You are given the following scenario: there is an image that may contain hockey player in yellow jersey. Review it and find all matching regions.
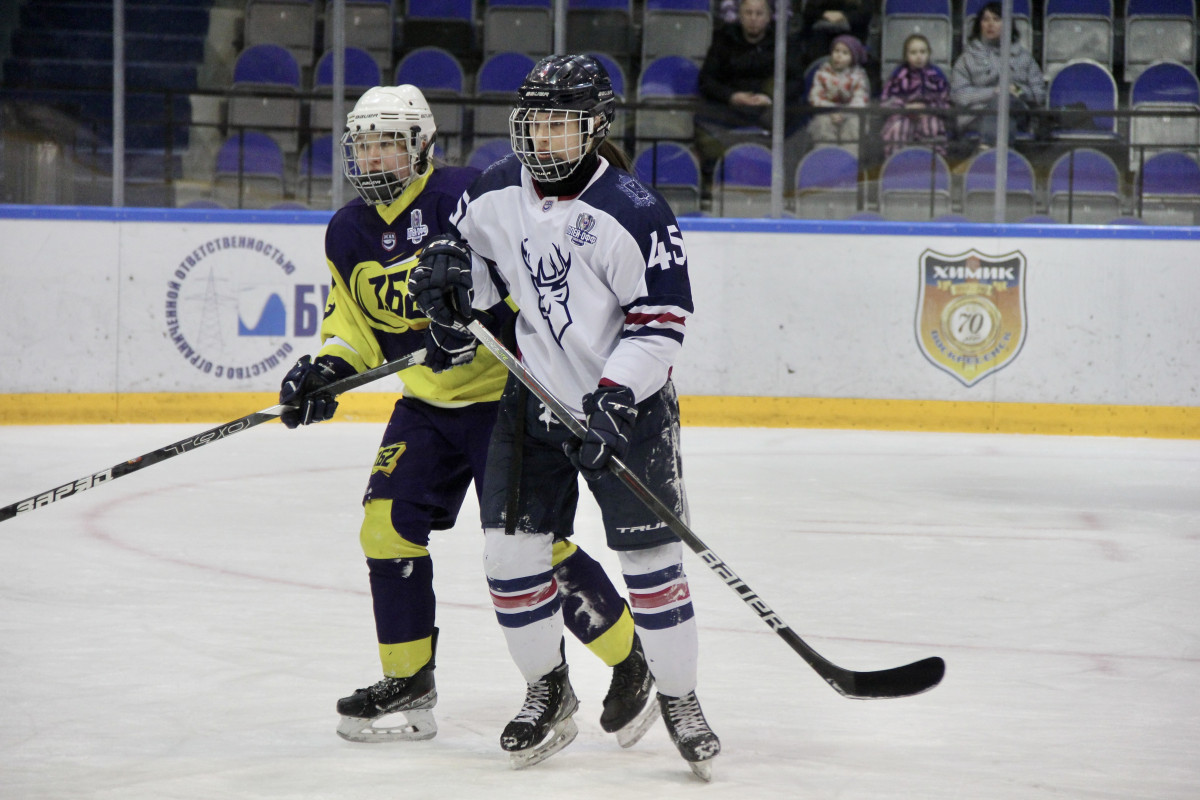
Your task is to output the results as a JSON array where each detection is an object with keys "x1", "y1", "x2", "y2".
[{"x1": 277, "y1": 85, "x2": 657, "y2": 746}]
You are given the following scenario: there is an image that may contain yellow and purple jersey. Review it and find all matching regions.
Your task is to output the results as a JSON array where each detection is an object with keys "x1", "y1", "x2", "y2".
[{"x1": 318, "y1": 165, "x2": 508, "y2": 406}]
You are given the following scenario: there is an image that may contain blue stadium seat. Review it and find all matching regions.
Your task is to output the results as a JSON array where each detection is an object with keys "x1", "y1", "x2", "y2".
[
  {"x1": 1124, "y1": 0, "x2": 1197, "y2": 83},
  {"x1": 962, "y1": 148, "x2": 1037, "y2": 221},
  {"x1": 395, "y1": 47, "x2": 467, "y2": 159},
  {"x1": 793, "y1": 146, "x2": 859, "y2": 219},
  {"x1": 1048, "y1": 59, "x2": 1119, "y2": 138},
  {"x1": 1138, "y1": 150, "x2": 1200, "y2": 223},
  {"x1": 405, "y1": 0, "x2": 477, "y2": 58},
  {"x1": 311, "y1": 47, "x2": 383, "y2": 134},
  {"x1": 213, "y1": 130, "x2": 286, "y2": 209},
  {"x1": 641, "y1": 0, "x2": 713, "y2": 66},
  {"x1": 1043, "y1": 0, "x2": 1114, "y2": 80},
  {"x1": 244, "y1": 0, "x2": 317, "y2": 68},
  {"x1": 483, "y1": 0, "x2": 553, "y2": 58},
  {"x1": 635, "y1": 142, "x2": 703, "y2": 215},
  {"x1": 1048, "y1": 147, "x2": 1122, "y2": 222},
  {"x1": 474, "y1": 52, "x2": 537, "y2": 139},
  {"x1": 567, "y1": 0, "x2": 635, "y2": 67},
  {"x1": 714, "y1": 142, "x2": 773, "y2": 217},
  {"x1": 879, "y1": 146, "x2": 951, "y2": 220},
  {"x1": 1129, "y1": 60, "x2": 1200, "y2": 166},
  {"x1": 324, "y1": 0, "x2": 395, "y2": 74},
  {"x1": 229, "y1": 43, "x2": 303, "y2": 152},
  {"x1": 635, "y1": 55, "x2": 701, "y2": 144}
]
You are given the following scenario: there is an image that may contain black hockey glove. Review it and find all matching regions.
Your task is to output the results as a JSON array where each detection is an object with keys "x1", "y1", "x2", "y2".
[
  {"x1": 564, "y1": 384, "x2": 638, "y2": 481},
  {"x1": 408, "y1": 236, "x2": 474, "y2": 327},
  {"x1": 278, "y1": 354, "x2": 355, "y2": 429},
  {"x1": 423, "y1": 319, "x2": 477, "y2": 373}
]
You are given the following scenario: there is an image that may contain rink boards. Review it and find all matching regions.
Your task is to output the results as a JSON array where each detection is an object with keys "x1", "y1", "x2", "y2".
[{"x1": 0, "y1": 206, "x2": 1196, "y2": 437}]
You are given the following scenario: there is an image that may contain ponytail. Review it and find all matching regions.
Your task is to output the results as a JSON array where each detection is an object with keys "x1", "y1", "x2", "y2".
[{"x1": 598, "y1": 138, "x2": 634, "y2": 173}]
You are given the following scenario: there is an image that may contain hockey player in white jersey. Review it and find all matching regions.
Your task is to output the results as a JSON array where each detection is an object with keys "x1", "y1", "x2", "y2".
[{"x1": 408, "y1": 54, "x2": 720, "y2": 780}]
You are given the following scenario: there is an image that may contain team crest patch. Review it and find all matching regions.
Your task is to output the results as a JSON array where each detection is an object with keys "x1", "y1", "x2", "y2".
[
  {"x1": 915, "y1": 249, "x2": 1028, "y2": 387},
  {"x1": 381, "y1": 232, "x2": 397, "y2": 251},
  {"x1": 566, "y1": 213, "x2": 598, "y2": 246},
  {"x1": 617, "y1": 174, "x2": 654, "y2": 207},
  {"x1": 407, "y1": 208, "x2": 429, "y2": 244}
]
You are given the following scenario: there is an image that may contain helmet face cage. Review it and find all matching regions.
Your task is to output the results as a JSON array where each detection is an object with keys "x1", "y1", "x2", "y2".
[
  {"x1": 341, "y1": 129, "x2": 417, "y2": 205},
  {"x1": 509, "y1": 108, "x2": 602, "y2": 183},
  {"x1": 509, "y1": 54, "x2": 615, "y2": 183},
  {"x1": 341, "y1": 86, "x2": 436, "y2": 205}
]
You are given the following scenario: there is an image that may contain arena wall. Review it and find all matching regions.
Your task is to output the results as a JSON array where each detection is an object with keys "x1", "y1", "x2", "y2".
[{"x1": 1, "y1": 206, "x2": 1196, "y2": 437}]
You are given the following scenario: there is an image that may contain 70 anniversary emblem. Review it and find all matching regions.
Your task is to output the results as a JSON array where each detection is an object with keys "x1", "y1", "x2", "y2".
[{"x1": 915, "y1": 249, "x2": 1028, "y2": 387}]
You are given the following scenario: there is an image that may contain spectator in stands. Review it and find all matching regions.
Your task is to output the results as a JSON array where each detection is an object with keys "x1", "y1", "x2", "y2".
[
  {"x1": 694, "y1": 0, "x2": 805, "y2": 191},
  {"x1": 951, "y1": 1, "x2": 1047, "y2": 147},
  {"x1": 806, "y1": 34, "x2": 870, "y2": 158},
  {"x1": 880, "y1": 34, "x2": 951, "y2": 158},
  {"x1": 796, "y1": 0, "x2": 873, "y2": 71}
]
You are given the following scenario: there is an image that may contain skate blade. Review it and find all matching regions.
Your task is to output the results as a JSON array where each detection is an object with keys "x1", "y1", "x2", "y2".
[
  {"x1": 688, "y1": 758, "x2": 714, "y2": 782},
  {"x1": 507, "y1": 718, "x2": 579, "y2": 770},
  {"x1": 614, "y1": 700, "x2": 661, "y2": 748},
  {"x1": 336, "y1": 709, "x2": 438, "y2": 743}
]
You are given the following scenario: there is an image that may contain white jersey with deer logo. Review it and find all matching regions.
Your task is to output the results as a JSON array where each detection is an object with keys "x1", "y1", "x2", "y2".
[{"x1": 451, "y1": 154, "x2": 693, "y2": 417}]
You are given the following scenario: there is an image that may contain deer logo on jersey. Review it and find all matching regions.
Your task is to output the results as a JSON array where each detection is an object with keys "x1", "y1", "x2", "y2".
[{"x1": 522, "y1": 239, "x2": 573, "y2": 345}]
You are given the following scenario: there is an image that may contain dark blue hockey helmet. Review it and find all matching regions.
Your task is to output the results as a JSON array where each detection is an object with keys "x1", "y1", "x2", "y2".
[{"x1": 510, "y1": 54, "x2": 617, "y2": 182}]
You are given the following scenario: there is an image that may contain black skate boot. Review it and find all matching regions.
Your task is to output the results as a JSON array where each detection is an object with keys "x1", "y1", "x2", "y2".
[
  {"x1": 658, "y1": 691, "x2": 721, "y2": 782},
  {"x1": 335, "y1": 631, "x2": 438, "y2": 742},
  {"x1": 600, "y1": 634, "x2": 659, "y2": 748},
  {"x1": 500, "y1": 662, "x2": 580, "y2": 769}
]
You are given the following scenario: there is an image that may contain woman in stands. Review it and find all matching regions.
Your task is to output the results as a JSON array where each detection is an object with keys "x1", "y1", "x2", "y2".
[{"x1": 951, "y1": 0, "x2": 1047, "y2": 147}]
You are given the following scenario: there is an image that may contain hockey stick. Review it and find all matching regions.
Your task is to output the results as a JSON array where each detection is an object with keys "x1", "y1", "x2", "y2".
[
  {"x1": 0, "y1": 349, "x2": 426, "y2": 523},
  {"x1": 466, "y1": 320, "x2": 944, "y2": 699}
]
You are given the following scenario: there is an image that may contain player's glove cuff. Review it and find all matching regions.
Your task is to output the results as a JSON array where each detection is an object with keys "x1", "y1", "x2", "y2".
[
  {"x1": 409, "y1": 236, "x2": 474, "y2": 327},
  {"x1": 278, "y1": 354, "x2": 356, "y2": 429},
  {"x1": 423, "y1": 320, "x2": 477, "y2": 374},
  {"x1": 564, "y1": 384, "x2": 638, "y2": 481}
]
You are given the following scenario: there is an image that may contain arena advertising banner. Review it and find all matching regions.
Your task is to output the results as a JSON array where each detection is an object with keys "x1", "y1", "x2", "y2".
[
  {"x1": 154, "y1": 229, "x2": 325, "y2": 386},
  {"x1": 120, "y1": 219, "x2": 331, "y2": 393},
  {"x1": 2, "y1": 212, "x2": 1199, "y2": 408}
]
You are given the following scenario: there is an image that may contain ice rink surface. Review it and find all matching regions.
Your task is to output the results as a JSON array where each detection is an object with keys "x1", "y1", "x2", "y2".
[{"x1": 2, "y1": 421, "x2": 1198, "y2": 799}]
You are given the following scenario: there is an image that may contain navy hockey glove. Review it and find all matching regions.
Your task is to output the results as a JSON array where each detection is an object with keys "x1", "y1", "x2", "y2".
[
  {"x1": 564, "y1": 384, "x2": 638, "y2": 481},
  {"x1": 408, "y1": 236, "x2": 474, "y2": 327},
  {"x1": 423, "y1": 319, "x2": 477, "y2": 373},
  {"x1": 278, "y1": 354, "x2": 355, "y2": 429}
]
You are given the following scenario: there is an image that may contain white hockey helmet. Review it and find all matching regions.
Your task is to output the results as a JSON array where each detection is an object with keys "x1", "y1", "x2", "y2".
[{"x1": 341, "y1": 85, "x2": 437, "y2": 205}]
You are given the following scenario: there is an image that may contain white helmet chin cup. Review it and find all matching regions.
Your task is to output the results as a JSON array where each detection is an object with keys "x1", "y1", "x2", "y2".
[{"x1": 341, "y1": 85, "x2": 436, "y2": 205}]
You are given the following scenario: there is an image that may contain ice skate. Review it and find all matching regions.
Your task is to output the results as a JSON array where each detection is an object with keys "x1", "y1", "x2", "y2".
[
  {"x1": 658, "y1": 691, "x2": 721, "y2": 782},
  {"x1": 600, "y1": 634, "x2": 659, "y2": 748},
  {"x1": 501, "y1": 662, "x2": 580, "y2": 769},
  {"x1": 335, "y1": 659, "x2": 437, "y2": 743}
]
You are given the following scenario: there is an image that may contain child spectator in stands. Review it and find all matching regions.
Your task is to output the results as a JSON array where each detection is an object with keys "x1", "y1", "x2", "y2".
[
  {"x1": 951, "y1": 1, "x2": 1047, "y2": 147},
  {"x1": 796, "y1": 0, "x2": 876, "y2": 85},
  {"x1": 806, "y1": 34, "x2": 870, "y2": 157},
  {"x1": 880, "y1": 34, "x2": 950, "y2": 158}
]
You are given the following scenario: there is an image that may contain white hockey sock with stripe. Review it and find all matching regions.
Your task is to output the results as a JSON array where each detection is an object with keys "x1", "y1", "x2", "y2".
[
  {"x1": 483, "y1": 527, "x2": 564, "y2": 682},
  {"x1": 618, "y1": 541, "x2": 698, "y2": 698}
]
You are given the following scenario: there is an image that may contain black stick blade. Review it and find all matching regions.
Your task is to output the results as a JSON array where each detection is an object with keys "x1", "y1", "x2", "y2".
[{"x1": 824, "y1": 656, "x2": 946, "y2": 699}]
